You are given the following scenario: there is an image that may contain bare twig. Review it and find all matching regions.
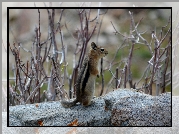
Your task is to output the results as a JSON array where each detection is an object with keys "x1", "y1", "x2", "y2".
[
  {"x1": 25, "y1": 77, "x2": 46, "y2": 104},
  {"x1": 115, "y1": 67, "x2": 119, "y2": 89},
  {"x1": 100, "y1": 58, "x2": 104, "y2": 96},
  {"x1": 111, "y1": 21, "x2": 126, "y2": 37},
  {"x1": 127, "y1": 42, "x2": 135, "y2": 89}
]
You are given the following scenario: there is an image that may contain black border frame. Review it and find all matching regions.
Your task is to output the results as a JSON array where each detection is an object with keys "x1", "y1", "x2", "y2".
[{"x1": 7, "y1": 6, "x2": 172, "y2": 127}]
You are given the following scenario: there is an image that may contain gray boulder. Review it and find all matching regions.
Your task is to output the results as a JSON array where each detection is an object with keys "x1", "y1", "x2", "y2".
[
  {"x1": 109, "y1": 90, "x2": 171, "y2": 126},
  {"x1": 9, "y1": 89, "x2": 171, "y2": 126}
]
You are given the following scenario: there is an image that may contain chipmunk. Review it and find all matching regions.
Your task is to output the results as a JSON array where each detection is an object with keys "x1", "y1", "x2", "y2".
[{"x1": 60, "y1": 42, "x2": 108, "y2": 108}]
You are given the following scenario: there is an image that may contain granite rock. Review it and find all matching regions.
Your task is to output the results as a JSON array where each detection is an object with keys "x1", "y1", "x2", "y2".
[
  {"x1": 110, "y1": 90, "x2": 171, "y2": 126},
  {"x1": 9, "y1": 89, "x2": 171, "y2": 126}
]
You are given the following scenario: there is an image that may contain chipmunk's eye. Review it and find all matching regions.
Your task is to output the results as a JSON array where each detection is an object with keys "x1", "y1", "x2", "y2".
[{"x1": 100, "y1": 48, "x2": 104, "y2": 52}]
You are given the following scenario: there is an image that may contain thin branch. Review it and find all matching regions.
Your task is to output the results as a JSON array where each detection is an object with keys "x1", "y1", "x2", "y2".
[
  {"x1": 100, "y1": 58, "x2": 104, "y2": 96},
  {"x1": 110, "y1": 21, "x2": 126, "y2": 37},
  {"x1": 25, "y1": 76, "x2": 46, "y2": 104}
]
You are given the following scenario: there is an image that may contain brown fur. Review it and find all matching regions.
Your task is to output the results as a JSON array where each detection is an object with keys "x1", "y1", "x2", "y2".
[{"x1": 60, "y1": 42, "x2": 108, "y2": 108}]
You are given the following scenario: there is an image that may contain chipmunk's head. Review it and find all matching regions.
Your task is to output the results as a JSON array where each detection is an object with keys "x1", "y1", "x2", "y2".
[{"x1": 90, "y1": 42, "x2": 108, "y2": 59}]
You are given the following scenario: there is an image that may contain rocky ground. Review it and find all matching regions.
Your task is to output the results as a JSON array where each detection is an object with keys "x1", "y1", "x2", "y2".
[
  {"x1": 3, "y1": 95, "x2": 178, "y2": 133},
  {"x1": 8, "y1": 89, "x2": 171, "y2": 127}
]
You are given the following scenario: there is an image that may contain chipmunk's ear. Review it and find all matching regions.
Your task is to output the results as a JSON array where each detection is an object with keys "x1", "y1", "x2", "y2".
[{"x1": 91, "y1": 42, "x2": 97, "y2": 50}]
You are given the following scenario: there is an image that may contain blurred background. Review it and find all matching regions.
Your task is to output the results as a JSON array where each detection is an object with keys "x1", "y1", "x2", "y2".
[{"x1": 2, "y1": 2, "x2": 178, "y2": 112}]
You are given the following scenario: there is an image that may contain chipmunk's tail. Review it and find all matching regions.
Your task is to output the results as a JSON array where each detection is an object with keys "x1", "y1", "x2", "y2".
[{"x1": 60, "y1": 99, "x2": 78, "y2": 108}]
